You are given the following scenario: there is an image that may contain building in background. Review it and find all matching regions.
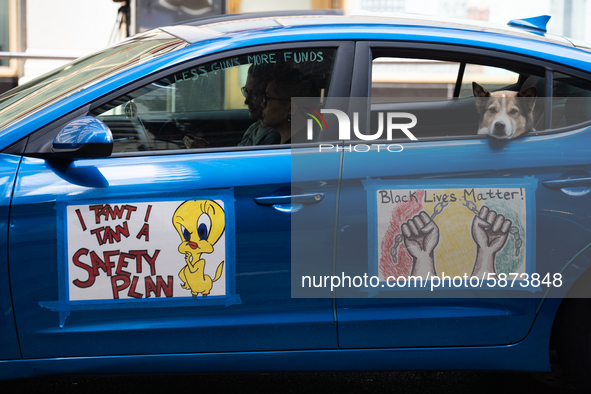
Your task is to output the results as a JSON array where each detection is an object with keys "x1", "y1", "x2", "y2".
[
  {"x1": 0, "y1": 0, "x2": 24, "y2": 93},
  {"x1": 0, "y1": 0, "x2": 589, "y2": 94},
  {"x1": 132, "y1": 0, "x2": 224, "y2": 35}
]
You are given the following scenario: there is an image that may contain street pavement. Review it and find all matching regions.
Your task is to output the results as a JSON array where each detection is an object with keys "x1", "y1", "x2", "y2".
[{"x1": 0, "y1": 371, "x2": 579, "y2": 393}]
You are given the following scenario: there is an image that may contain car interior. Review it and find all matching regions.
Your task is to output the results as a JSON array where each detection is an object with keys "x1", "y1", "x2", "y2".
[
  {"x1": 368, "y1": 50, "x2": 591, "y2": 140},
  {"x1": 90, "y1": 48, "x2": 337, "y2": 153}
]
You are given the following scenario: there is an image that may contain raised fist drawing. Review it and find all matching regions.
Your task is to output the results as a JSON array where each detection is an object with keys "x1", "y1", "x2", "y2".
[
  {"x1": 471, "y1": 206, "x2": 512, "y2": 254},
  {"x1": 401, "y1": 211, "x2": 440, "y2": 277},
  {"x1": 471, "y1": 205, "x2": 512, "y2": 277}
]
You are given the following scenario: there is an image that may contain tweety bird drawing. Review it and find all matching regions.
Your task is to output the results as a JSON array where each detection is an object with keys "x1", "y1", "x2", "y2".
[{"x1": 173, "y1": 200, "x2": 225, "y2": 297}]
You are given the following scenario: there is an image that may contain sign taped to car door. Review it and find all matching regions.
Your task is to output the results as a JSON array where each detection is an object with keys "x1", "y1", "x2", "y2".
[
  {"x1": 41, "y1": 189, "x2": 239, "y2": 326},
  {"x1": 363, "y1": 178, "x2": 537, "y2": 293}
]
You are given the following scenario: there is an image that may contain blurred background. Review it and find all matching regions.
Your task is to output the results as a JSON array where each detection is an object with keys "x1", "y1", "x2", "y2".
[{"x1": 0, "y1": 0, "x2": 588, "y2": 94}]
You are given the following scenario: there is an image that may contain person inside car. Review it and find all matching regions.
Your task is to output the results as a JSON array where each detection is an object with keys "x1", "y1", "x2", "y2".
[
  {"x1": 261, "y1": 68, "x2": 321, "y2": 144},
  {"x1": 237, "y1": 63, "x2": 281, "y2": 146}
]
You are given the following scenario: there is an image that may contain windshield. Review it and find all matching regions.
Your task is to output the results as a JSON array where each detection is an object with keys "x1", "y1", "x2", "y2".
[{"x1": 0, "y1": 30, "x2": 188, "y2": 131}]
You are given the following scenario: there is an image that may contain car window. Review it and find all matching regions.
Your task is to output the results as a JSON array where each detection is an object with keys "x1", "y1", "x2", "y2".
[
  {"x1": 371, "y1": 58, "x2": 461, "y2": 103},
  {"x1": 458, "y1": 65, "x2": 520, "y2": 98},
  {"x1": 552, "y1": 71, "x2": 591, "y2": 128},
  {"x1": 371, "y1": 58, "x2": 521, "y2": 102},
  {"x1": 0, "y1": 31, "x2": 188, "y2": 133},
  {"x1": 369, "y1": 52, "x2": 546, "y2": 138},
  {"x1": 91, "y1": 48, "x2": 337, "y2": 153}
]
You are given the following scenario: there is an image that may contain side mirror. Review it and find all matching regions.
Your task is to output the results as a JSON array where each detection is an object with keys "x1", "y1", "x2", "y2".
[{"x1": 52, "y1": 116, "x2": 113, "y2": 159}]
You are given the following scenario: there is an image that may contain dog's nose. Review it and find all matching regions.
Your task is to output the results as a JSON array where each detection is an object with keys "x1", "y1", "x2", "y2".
[{"x1": 493, "y1": 121, "x2": 506, "y2": 134}]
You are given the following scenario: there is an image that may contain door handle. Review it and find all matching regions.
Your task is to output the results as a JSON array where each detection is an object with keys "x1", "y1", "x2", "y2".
[
  {"x1": 542, "y1": 176, "x2": 591, "y2": 189},
  {"x1": 253, "y1": 193, "x2": 325, "y2": 206}
]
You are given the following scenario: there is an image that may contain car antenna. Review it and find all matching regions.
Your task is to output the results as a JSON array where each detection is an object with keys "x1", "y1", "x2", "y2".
[{"x1": 507, "y1": 15, "x2": 551, "y2": 33}]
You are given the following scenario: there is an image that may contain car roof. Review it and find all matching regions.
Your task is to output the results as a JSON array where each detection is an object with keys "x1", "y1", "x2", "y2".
[{"x1": 158, "y1": 10, "x2": 575, "y2": 48}]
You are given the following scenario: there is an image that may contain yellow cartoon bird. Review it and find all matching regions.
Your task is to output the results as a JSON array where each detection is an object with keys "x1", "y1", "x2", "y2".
[{"x1": 173, "y1": 200, "x2": 225, "y2": 297}]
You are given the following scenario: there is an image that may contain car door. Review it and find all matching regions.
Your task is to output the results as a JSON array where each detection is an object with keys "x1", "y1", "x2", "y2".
[
  {"x1": 334, "y1": 41, "x2": 591, "y2": 348},
  {"x1": 0, "y1": 147, "x2": 22, "y2": 360},
  {"x1": 8, "y1": 42, "x2": 353, "y2": 358}
]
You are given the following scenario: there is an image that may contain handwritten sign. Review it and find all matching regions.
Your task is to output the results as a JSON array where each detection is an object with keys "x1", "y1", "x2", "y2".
[
  {"x1": 172, "y1": 50, "x2": 326, "y2": 83},
  {"x1": 66, "y1": 200, "x2": 227, "y2": 301},
  {"x1": 361, "y1": 178, "x2": 538, "y2": 285}
]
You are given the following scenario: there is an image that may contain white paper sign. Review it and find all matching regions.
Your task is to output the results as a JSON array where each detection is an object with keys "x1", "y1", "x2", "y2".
[{"x1": 66, "y1": 200, "x2": 227, "y2": 301}]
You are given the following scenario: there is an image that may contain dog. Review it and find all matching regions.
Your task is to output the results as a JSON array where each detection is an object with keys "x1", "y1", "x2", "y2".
[{"x1": 472, "y1": 82, "x2": 537, "y2": 139}]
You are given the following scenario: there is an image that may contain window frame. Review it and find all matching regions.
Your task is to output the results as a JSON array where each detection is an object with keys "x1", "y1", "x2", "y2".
[
  {"x1": 352, "y1": 41, "x2": 591, "y2": 142},
  {"x1": 20, "y1": 40, "x2": 354, "y2": 158}
]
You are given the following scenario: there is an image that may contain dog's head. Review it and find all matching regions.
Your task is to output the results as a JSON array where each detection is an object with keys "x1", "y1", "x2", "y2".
[{"x1": 472, "y1": 82, "x2": 537, "y2": 139}]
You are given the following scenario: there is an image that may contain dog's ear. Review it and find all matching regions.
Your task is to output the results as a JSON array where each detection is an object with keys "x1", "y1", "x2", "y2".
[
  {"x1": 472, "y1": 82, "x2": 490, "y2": 113},
  {"x1": 518, "y1": 86, "x2": 537, "y2": 115},
  {"x1": 472, "y1": 82, "x2": 490, "y2": 98}
]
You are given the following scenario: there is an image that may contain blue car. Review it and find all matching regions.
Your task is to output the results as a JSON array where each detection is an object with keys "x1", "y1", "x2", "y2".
[{"x1": 1, "y1": 10, "x2": 591, "y2": 389}]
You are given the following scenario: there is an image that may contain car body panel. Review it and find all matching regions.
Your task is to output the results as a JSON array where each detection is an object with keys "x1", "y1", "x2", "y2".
[
  {"x1": 9, "y1": 148, "x2": 340, "y2": 358},
  {"x1": 163, "y1": 11, "x2": 573, "y2": 47},
  {"x1": 0, "y1": 154, "x2": 21, "y2": 360},
  {"x1": 335, "y1": 128, "x2": 591, "y2": 347},
  {"x1": 334, "y1": 38, "x2": 591, "y2": 348},
  {"x1": 0, "y1": 299, "x2": 562, "y2": 381}
]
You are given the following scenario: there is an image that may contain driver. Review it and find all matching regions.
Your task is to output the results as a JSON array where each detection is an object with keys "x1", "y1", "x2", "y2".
[{"x1": 237, "y1": 63, "x2": 281, "y2": 146}]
